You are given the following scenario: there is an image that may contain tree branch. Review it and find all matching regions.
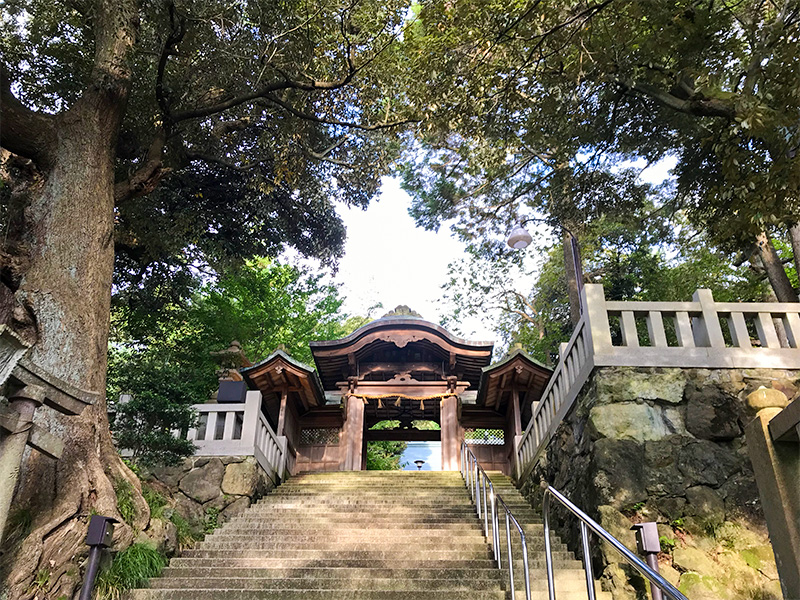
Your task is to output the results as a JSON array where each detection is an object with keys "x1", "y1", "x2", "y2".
[
  {"x1": 262, "y1": 93, "x2": 417, "y2": 131},
  {"x1": 114, "y1": 129, "x2": 171, "y2": 203},
  {"x1": 156, "y1": 1, "x2": 187, "y2": 125},
  {"x1": 621, "y1": 80, "x2": 737, "y2": 120},
  {"x1": 0, "y1": 64, "x2": 56, "y2": 165},
  {"x1": 185, "y1": 152, "x2": 261, "y2": 171}
]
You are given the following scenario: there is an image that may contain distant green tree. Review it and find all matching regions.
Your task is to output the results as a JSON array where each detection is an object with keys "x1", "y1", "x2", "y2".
[
  {"x1": 442, "y1": 217, "x2": 767, "y2": 365},
  {"x1": 108, "y1": 351, "x2": 199, "y2": 467},
  {"x1": 109, "y1": 259, "x2": 357, "y2": 465},
  {"x1": 366, "y1": 421, "x2": 407, "y2": 471}
]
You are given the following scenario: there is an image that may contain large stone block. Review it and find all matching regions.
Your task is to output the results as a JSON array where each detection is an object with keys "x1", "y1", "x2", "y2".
[
  {"x1": 591, "y1": 438, "x2": 647, "y2": 508},
  {"x1": 589, "y1": 402, "x2": 672, "y2": 442},
  {"x1": 677, "y1": 440, "x2": 740, "y2": 488},
  {"x1": 686, "y1": 384, "x2": 742, "y2": 440},
  {"x1": 685, "y1": 485, "x2": 725, "y2": 528},
  {"x1": 178, "y1": 457, "x2": 224, "y2": 503},
  {"x1": 596, "y1": 368, "x2": 686, "y2": 404},
  {"x1": 221, "y1": 459, "x2": 259, "y2": 496}
]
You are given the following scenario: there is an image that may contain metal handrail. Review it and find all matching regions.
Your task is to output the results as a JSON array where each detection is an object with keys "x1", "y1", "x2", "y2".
[
  {"x1": 543, "y1": 485, "x2": 689, "y2": 600},
  {"x1": 460, "y1": 443, "x2": 531, "y2": 600}
]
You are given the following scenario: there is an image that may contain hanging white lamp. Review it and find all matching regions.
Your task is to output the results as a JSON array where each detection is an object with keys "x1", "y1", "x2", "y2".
[{"x1": 507, "y1": 224, "x2": 533, "y2": 249}]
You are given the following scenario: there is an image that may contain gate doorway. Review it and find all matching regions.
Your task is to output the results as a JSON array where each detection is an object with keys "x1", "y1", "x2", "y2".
[{"x1": 365, "y1": 417, "x2": 441, "y2": 471}]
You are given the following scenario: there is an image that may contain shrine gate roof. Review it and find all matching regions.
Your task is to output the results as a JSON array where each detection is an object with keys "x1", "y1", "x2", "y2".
[{"x1": 309, "y1": 314, "x2": 495, "y2": 391}]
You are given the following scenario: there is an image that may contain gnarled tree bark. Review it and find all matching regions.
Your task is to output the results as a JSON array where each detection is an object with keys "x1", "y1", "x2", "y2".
[{"x1": 0, "y1": 1, "x2": 150, "y2": 598}]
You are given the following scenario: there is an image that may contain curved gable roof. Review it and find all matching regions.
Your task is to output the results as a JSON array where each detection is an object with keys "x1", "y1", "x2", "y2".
[{"x1": 310, "y1": 317, "x2": 494, "y2": 391}]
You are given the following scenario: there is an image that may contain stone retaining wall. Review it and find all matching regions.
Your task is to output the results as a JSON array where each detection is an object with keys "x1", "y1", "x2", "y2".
[
  {"x1": 518, "y1": 367, "x2": 785, "y2": 600},
  {"x1": 138, "y1": 456, "x2": 275, "y2": 554}
]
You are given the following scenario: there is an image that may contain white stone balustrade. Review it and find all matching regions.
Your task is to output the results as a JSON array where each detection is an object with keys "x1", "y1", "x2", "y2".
[
  {"x1": 515, "y1": 284, "x2": 800, "y2": 479},
  {"x1": 187, "y1": 390, "x2": 288, "y2": 483}
]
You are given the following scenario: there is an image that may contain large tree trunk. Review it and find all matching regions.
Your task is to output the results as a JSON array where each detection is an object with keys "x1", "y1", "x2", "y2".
[
  {"x1": 1, "y1": 2, "x2": 149, "y2": 598},
  {"x1": 756, "y1": 231, "x2": 799, "y2": 302},
  {"x1": 788, "y1": 223, "x2": 800, "y2": 278}
]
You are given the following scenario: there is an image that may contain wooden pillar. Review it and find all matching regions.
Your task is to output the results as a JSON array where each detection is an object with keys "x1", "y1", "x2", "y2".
[
  {"x1": 342, "y1": 396, "x2": 365, "y2": 471},
  {"x1": 276, "y1": 390, "x2": 288, "y2": 437},
  {"x1": 440, "y1": 395, "x2": 461, "y2": 471},
  {"x1": 505, "y1": 390, "x2": 523, "y2": 477}
]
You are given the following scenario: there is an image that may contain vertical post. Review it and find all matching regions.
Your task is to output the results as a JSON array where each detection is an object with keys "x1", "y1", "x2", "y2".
[
  {"x1": 580, "y1": 521, "x2": 597, "y2": 600},
  {"x1": 745, "y1": 392, "x2": 800, "y2": 599},
  {"x1": 0, "y1": 385, "x2": 45, "y2": 542},
  {"x1": 343, "y1": 395, "x2": 365, "y2": 471},
  {"x1": 506, "y1": 511, "x2": 515, "y2": 599},
  {"x1": 582, "y1": 284, "x2": 612, "y2": 354},
  {"x1": 691, "y1": 289, "x2": 725, "y2": 348},
  {"x1": 440, "y1": 395, "x2": 461, "y2": 470},
  {"x1": 276, "y1": 389, "x2": 288, "y2": 436},
  {"x1": 240, "y1": 391, "x2": 261, "y2": 451}
]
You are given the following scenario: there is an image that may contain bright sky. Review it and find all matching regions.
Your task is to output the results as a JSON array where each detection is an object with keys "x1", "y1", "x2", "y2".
[
  {"x1": 333, "y1": 177, "x2": 512, "y2": 341},
  {"x1": 294, "y1": 157, "x2": 676, "y2": 345}
]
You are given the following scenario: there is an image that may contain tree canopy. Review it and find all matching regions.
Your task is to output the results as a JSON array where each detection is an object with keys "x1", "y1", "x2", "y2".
[{"x1": 402, "y1": 0, "x2": 800, "y2": 301}]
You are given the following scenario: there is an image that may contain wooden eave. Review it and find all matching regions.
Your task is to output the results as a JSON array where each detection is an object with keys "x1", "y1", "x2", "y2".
[
  {"x1": 476, "y1": 349, "x2": 553, "y2": 411},
  {"x1": 241, "y1": 350, "x2": 325, "y2": 409},
  {"x1": 310, "y1": 317, "x2": 494, "y2": 391}
]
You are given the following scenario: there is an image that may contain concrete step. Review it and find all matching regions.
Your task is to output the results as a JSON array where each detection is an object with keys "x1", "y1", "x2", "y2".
[
  {"x1": 128, "y1": 590, "x2": 507, "y2": 600},
  {"x1": 131, "y1": 470, "x2": 610, "y2": 600},
  {"x1": 201, "y1": 537, "x2": 569, "y2": 553},
  {"x1": 159, "y1": 566, "x2": 589, "y2": 583},
  {"x1": 166, "y1": 557, "x2": 584, "y2": 570}
]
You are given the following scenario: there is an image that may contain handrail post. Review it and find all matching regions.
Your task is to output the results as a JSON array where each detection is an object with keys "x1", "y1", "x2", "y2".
[
  {"x1": 580, "y1": 521, "x2": 597, "y2": 600},
  {"x1": 482, "y1": 476, "x2": 489, "y2": 538},
  {"x1": 521, "y1": 530, "x2": 532, "y2": 600},
  {"x1": 543, "y1": 491, "x2": 556, "y2": 600},
  {"x1": 506, "y1": 511, "x2": 515, "y2": 599},
  {"x1": 493, "y1": 492, "x2": 501, "y2": 568}
]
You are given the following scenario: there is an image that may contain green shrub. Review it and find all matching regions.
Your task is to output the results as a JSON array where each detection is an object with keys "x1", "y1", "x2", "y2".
[
  {"x1": 114, "y1": 479, "x2": 137, "y2": 525},
  {"x1": 169, "y1": 512, "x2": 200, "y2": 549},
  {"x1": 203, "y1": 507, "x2": 220, "y2": 534},
  {"x1": 94, "y1": 543, "x2": 168, "y2": 600},
  {"x1": 141, "y1": 486, "x2": 168, "y2": 520}
]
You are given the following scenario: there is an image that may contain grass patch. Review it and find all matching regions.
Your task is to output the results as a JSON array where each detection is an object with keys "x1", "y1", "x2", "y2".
[
  {"x1": 114, "y1": 479, "x2": 137, "y2": 525},
  {"x1": 33, "y1": 569, "x2": 50, "y2": 589},
  {"x1": 94, "y1": 543, "x2": 168, "y2": 600},
  {"x1": 203, "y1": 507, "x2": 220, "y2": 534},
  {"x1": 169, "y1": 512, "x2": 201, "y2": 550},
  {"x1": 0, "y1": 507, "x2": 34, "y2": 576},
  {"x1": 141, "y1": 486, "x2": 168, "y2": 520}
]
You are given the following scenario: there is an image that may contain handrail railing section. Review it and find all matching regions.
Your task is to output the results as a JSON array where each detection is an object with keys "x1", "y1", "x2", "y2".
[
  {"x1": 460, "y1": 442, "x2": 531, "y2": 600},
  {"x1": 463, "y1": 444, "x2": 688, "y2": 600},
  {"x1": 542, "y1": 485, "x2": 689, "y2": 600}
]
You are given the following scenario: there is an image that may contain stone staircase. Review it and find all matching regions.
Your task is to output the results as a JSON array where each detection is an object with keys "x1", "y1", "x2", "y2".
[{"x1": 129, "y1": 471, "x2": 611, "y2": 600}]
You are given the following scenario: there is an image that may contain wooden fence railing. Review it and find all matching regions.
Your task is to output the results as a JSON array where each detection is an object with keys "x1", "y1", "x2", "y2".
[
  {"x1": 187, "y1": 390, "x2": 288, "y2": 483},
  {"x1": 515, "y1": 284, "x2": 800, "y2": 480}
]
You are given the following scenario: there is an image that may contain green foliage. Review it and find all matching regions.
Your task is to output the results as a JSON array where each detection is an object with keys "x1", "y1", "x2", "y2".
[
  {"x1": 659, "y1": 536, "x2": 677, "y2": 553},
  {"x1": 94, "y1": 543, "x2": 168, "y2": 600},
  {"x1": 203, "y1": 507, "x2": 220, "y2": 535},
  {"x1": 366, "y1": 421, "x2": 407, "y2": 471},
  {"x1": 109, "y1": 259, "x2": 357, "y2": 466},
  {"x1": 114, "y1": 480, "x2": 137, "y2": 526},
  {"x1": 2, "y1": 0, "x2": 420, "y2": 321},
  {"x1": 32, "y1": 569, "x2": 50, "y2": 589},
  {"x1": 141, "y1": 486, "x2": 168, "y2": 520},
  {"x1": 168, "y1": 512, "x2": 200, "y2": 551},
  {"x1": 401, "y1": 0, "x2": 800, "y2": 299}
]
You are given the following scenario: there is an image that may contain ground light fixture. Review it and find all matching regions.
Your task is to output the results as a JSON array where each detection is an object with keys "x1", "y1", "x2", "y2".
[
  {"x1": 507, "y1": 224, "x2": 533, "y2": 249},
  {"x1": 414, "y1": 460, "x2": 426, "y2": 470}
]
